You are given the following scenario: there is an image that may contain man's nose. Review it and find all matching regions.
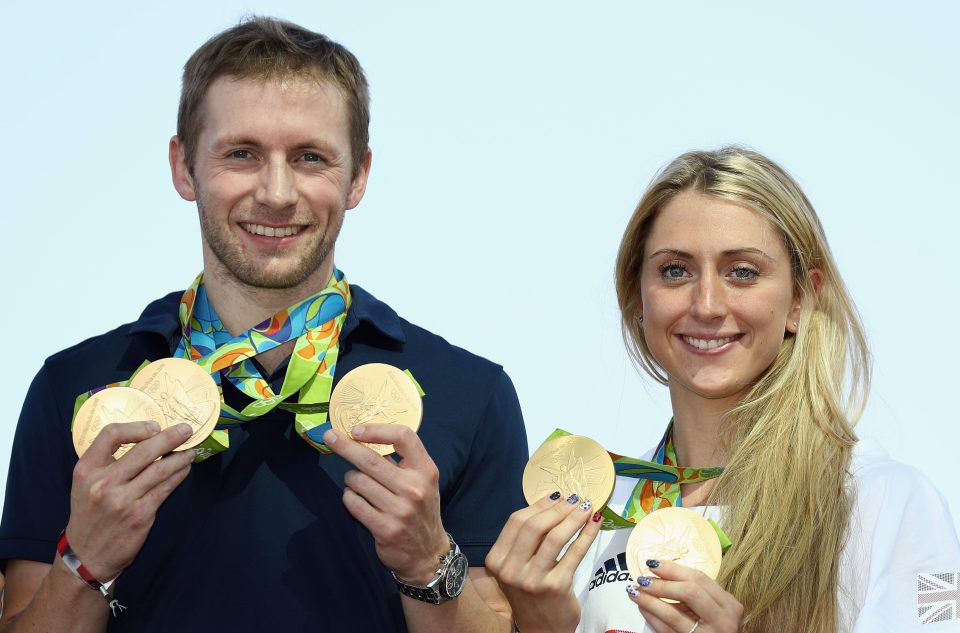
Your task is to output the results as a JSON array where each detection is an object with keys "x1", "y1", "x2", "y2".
[{"x1": 255, "y1": 159, "x2": 298, "y2": 209}]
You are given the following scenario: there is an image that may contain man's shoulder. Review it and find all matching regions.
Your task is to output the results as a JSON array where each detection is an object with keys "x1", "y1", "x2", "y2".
[
  {"x1": 41, "y1": 291, "x2": 181, "y2": 383},
  {"x1": 349, "y1": 284, "x2": 505, "y2": 378}
]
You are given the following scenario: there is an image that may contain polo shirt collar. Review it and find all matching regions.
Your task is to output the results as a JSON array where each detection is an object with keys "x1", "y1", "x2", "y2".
[{"x1": 125, "y1": 283, "x2": 405, "y2": 346}]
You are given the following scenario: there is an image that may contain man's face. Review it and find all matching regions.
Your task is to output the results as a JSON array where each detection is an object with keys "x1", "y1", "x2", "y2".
[{"x1": 170, "y1": 75, "x2": 370, "y2": 290}]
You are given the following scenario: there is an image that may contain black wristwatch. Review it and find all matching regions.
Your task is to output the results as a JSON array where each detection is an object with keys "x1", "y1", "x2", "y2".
[{"x1": 392, "y1": 533, "x2": 468, "y2": 604}]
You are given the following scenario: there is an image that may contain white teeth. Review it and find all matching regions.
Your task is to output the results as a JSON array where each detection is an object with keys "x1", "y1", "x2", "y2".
[
  {"x1": 241, "y1": 223, "x2": 301, "y2": 237},
  {"x1": 683, "y1": 336, "x2": 735, "y2": 350}
]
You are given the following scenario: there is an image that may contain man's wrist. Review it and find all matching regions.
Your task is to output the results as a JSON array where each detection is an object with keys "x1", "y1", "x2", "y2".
[{"x1": 394, "y1": 535, "x2": 452, "y2": 585}]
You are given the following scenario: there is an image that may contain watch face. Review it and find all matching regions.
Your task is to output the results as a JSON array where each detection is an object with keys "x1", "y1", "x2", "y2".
[{"x1": 443, "y1": 554, "x2": 468, "y2": 598}]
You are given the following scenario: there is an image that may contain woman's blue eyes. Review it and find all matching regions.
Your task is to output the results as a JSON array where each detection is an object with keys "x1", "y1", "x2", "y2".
[
  {"x1": 661, "y1": 264, "x2": 687, "y2": 279},
  {"x1": 657, "y1": 263, "x2": 759, "y2": 281},
  {"x1": 731, "y1": 266, "x2": 759, "y2": 280}
]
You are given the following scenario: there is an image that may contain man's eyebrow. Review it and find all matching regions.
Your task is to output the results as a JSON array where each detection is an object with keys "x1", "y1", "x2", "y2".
[{"x1": 647, "y1": 247, "x2": 776, "y2": 260}]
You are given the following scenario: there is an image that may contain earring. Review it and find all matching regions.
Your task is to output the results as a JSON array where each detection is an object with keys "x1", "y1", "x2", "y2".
[
  {"x1": 638, "y1": 316, "x2": 644, "y2": 324},
  {"x1": 793, "y1": 321, "x2": 799, "y2": 328}
]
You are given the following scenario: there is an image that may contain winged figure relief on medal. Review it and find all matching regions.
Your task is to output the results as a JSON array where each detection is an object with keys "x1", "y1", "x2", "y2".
[
  {"x1": 533, "y1": 444, "x2": 611, "y2": 499},
  {"x1": 335, "y1": 379, "x2": 409, "y2": 432},
  {"x1": 154, "y1": 374, "x2": 216, "y2": 428}
]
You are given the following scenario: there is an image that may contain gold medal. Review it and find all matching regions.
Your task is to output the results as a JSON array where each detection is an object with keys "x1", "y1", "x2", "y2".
[
  {"x1": 128, "y1": 358, "x2": 220, "y2": 452},
  {"x1": 329, "y1": 363, "x2": 423, "y2": 456},
  {"x1": 72, "y1": 387, "x2": 166, "y2": 459},
  {"x1": 625, "y1": 506, "x2": 723, "y2": 601},
  {"x1": 522, "y1": 435, "x2": 615, "y2": 507}
]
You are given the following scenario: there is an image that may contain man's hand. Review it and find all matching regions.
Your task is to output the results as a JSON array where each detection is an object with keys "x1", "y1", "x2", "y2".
[
  {"x1": 65, "y1": 421, "x2": 195, "y2": 581},
  {"x1": 323, "y1": 424, "x2": 449, "y2": 584}
]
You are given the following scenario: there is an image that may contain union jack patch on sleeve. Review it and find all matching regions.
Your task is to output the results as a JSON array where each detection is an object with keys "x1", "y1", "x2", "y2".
[{"x1": 918, "y1": 572, "x2": 960, "y2": 624}]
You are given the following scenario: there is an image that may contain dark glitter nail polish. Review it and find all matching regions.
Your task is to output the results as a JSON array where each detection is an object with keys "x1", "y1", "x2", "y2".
[
  {"x1": 646, "y1": 559, "x2": 660, "y2": 569},
  {"x1": 592, "y1": 511, "x2": 602, "y2": 522},
  {"x1": 549, "y1": 491, "x2": 561, "y2": 501},
  {"x1": 638, "y1": 577, "x2": 652, "y2": 587},
  {"x1": 566, "y1": 493, "x2": 579, "y2": 504}
]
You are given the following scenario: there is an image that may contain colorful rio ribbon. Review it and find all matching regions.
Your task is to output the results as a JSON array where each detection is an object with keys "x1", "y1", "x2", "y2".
[
  {"x1": 542, "y1": 424, "x2": 731, "y2": 552},
  {"x1": 74, "y1": 269, "x2": 355, "y2": 461}
]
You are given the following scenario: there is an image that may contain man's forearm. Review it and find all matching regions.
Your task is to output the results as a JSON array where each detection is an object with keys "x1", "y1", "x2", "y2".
[
  {"x1": 0, "y1": 560, "x2": 109, "y2": 633},
  {"x1": 401, "y1": 576, "x2": 512, "y2": 633}
]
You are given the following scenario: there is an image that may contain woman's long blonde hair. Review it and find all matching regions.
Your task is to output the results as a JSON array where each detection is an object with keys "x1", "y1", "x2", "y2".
[{"x1": 615, "y1": 147, "x2": 870, "y2": 633}]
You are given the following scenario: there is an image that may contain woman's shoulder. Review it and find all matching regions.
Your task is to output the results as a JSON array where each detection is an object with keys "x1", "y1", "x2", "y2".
[{"x1": 848, "y1": 438, "x2": 948, "y2": 512}]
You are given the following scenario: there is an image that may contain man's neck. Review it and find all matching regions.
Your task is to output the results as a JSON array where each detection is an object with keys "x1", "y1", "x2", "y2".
[
  {"x1": 203, "y1": 263, "x2": 334, "y2": 336},
  {"x1": 201, "y1": 260, "x2": 335, "y2": 374}
]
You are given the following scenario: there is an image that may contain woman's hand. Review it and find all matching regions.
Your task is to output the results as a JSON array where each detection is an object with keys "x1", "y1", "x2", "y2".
[
  {"x1": 485, "y1": 492, "x2": 603, "y2": 633},
  {"x1": 625, "y1": 560, "x2": 743, "y2": 633}
]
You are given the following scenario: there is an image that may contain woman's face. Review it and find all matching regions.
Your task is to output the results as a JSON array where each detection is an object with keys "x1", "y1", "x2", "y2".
[{"x1": 639, "y1": 190, "x2": 801, "y2": 407}]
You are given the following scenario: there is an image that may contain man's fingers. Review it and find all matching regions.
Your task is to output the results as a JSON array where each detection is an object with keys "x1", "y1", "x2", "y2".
[
  {"x1": 350, "y1": 424, "x2": 432, "y2": 470},
  {"x1": 341, "y1": 485, "x2": 382, "y2": 528},
  {"x1": 135, "y1": 456, "x2": 193, "y2": 517},
  {"x1": 127, "y1": 448, "x2": 197, "y2": 500},
  {"x1": 111, "y1": 423, "x2": 194, "y2": 480},
  {"x1": 323, "y1": 428, "x2": 399, "y2": 482},
  {"x1": 343, "y1": 469, "x2": 394, "y2": 512},
  {"x1": 83, "y1": 421, "x2": 163, "y2": 466}
]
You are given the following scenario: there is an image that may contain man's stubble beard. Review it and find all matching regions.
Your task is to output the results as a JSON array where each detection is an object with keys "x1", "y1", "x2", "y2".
[{"x1": 196, "y1": 192, "x2": 343, "y2": 290}]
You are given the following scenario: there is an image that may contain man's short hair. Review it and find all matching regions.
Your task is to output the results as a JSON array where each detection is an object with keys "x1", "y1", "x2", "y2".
[{"x1": 177, "y1": 16, "x2": 370, "y2": 176}]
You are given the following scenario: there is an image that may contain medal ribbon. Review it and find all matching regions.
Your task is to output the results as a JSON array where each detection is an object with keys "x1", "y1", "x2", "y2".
[
  {"x1": 538, "y1": 425, "x2": 730, "y2": 550},
  {"x1": 174, "y1": 269, "x2": 351, "y2": 458}
]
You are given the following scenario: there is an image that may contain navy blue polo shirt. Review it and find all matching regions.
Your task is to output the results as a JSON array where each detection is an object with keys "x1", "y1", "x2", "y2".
[{"x1": 0, "y1": 284, "x2": 528, "y2": 632}]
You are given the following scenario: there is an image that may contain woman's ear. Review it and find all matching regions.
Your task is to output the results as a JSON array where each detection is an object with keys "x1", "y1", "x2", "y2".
[{"x1": 787, "y1": 269, "x2": 824, "y2": 334}]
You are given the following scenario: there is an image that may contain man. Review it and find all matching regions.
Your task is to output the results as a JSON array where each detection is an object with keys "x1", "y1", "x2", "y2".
[{"x1": 0, "y1": 17, "x2": 527, "y2": 632}]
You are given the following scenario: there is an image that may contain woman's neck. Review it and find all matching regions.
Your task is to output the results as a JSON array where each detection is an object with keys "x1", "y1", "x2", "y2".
[{"x1": 668, "y1": 386, "x2": 737, "y2": 468}]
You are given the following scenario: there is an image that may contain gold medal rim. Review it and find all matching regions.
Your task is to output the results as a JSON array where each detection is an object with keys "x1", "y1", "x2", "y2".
[
  {"x1": 329, "y1": 363, "x2": 423, "y2": 456},
  {"x1": 128, "y1": 357, "x2": 220, "y2": 451},
  {"x1": 521, "y1": 434, "x2": 616, "y2": 507}
]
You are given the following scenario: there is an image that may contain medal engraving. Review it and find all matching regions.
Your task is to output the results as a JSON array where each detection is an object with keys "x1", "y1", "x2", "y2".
[
  {"x1": 329, "y1": 364, "x2": 423, "y2": 455},
  {"x1": 72, "y1": 387, "x2": 166, "y2": 459},
  {"x1": 129, "y1": 358, "x2": 220, "y2": 451},
  {"x1": 522, "y1": 435, "x2": 615, "y2": 507},
  {"x1": 625, "y1": 506, "x2": 723, "y2": 602}
]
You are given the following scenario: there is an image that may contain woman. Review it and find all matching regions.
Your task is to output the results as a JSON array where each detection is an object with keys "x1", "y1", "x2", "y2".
[{"x1": 486, "y1": 146, "x2": 960, "y2": 633}]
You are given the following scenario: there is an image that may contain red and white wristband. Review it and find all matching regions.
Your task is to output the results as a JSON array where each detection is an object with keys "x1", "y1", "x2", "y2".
[{"x1": 56, "y1": 531, "x2": 127, "y2": 616}]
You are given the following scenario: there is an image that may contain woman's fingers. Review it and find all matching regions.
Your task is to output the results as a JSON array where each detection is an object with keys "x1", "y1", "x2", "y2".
[
  {"x1": 625, "y1": 560, "x2": 744, "y2": 633},
  {"x1": 486, "y1": 492, "x2": 563, "y2": 572},
  {"x1": 551, "y1": 505, "x2": 603, "y2": 576}
]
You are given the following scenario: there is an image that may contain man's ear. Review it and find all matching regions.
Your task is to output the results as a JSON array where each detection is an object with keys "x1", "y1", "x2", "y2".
[
  {"x1": 169, "y1": 136, "x2": 197, "y2": 202},
  {"x1": 345, "y1": 147, "x2": 373, "y2": 210}
]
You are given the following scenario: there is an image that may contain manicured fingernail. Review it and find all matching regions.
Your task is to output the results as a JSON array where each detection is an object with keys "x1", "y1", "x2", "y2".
[
  {"x1": 592, "y1": 510, "x2": 602, "y2": 522},
  {"x1": 351, "y1": 425, "x2": 365, "y2": 437},
  {"x1": 566, "y1": 494, "x2": 579, "y2": 504},
  {"x1": 145, "y1": 421, "x2": 160, "y2": 433},
  {"x1": 579, "y1": 499, "x2": 592, "y2": 511},
  {"x1": 176, "y1": 423, "x2": 192, "y2": 437},
  {"x1": 323, "y1": 430, "x2": 337, "y2": 445},
  {"x1": 549, "y1": 491, "x2": 561, "y2": 501},
  {"x1": 625, "y1": 584, "x2": 640, "y2": 597},
  {"x1": 646, "y1": 559, "x2": 660, "y2": 569},
  {"x1": 638, "y1": 577, "x2": 652, "y2": 587}
]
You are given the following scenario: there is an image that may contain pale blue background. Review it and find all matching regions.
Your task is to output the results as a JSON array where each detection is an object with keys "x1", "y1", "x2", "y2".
[{"x1": 2, "y1": 2, "x2": 958, "y2": 529}]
